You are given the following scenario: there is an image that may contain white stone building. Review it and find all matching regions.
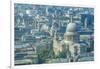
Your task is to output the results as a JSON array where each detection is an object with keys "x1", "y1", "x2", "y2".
[{"x1": 53, "y1": 21, "x2": 88, "y2": 62}]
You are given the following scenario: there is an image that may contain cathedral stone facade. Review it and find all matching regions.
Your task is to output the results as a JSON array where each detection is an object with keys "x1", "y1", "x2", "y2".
[{"x1": 53, "y1": 22, "x2": 87, "y2": 62}]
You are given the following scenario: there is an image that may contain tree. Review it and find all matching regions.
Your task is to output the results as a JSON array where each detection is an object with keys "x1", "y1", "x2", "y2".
[{"x1": 37, "y1": 47, "x2": 51, "y2": 63}]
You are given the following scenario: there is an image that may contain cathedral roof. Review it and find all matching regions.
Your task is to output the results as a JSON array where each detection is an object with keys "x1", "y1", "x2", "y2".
[
  {"x1": 66, "y1": 23, "x2": 78, "y2": 32},
  {"x1": 65, "y1": 32, "x2": 77, "y2": 35}
]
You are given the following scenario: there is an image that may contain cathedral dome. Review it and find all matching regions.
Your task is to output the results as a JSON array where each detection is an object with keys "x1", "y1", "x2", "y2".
[
  {"x1": 66, "y1": 23, "x2": 78, "y2": 32},
  {"x1": 41, "y1": 24, "x2": 49, "y2": 32}
]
